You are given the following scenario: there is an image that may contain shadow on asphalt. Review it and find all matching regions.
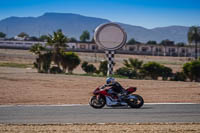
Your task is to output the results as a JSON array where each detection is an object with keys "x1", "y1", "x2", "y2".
[{"x1": 97, "y1": 106, "x2": 153, "y2": 109}]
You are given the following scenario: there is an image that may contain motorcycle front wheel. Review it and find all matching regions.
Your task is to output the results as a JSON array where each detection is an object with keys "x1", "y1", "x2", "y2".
[
  {"x1": 89, "y1": 96, "x2": 106, "y2": 109},
  {"x1": 127, "y1": 94, "x2": 144, "y2": 108}
]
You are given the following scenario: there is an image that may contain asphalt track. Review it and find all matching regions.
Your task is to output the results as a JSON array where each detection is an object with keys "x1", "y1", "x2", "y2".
[{"x1": 0, "y1": 104, "x2": 200, "y2": 124}]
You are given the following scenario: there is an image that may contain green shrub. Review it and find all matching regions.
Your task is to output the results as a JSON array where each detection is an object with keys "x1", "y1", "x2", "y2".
[
  {"x1": 171, "y1": 72, "x2": 187, "y2": 81},
  {"x1": 115, "y1": 67, "x2": 136, "y2": 79},
  {"x1": 160, "y1": 66, "x2": 173, "y2": 80},
  {"x1": 81, "y1": 61, "x2": 97, "y2": 74},
  {"x1": 41, "y1": 52, "x2": 52, "y2": 73},
  {"x1": 82, "y1": 61, "x2": 88, "y2": 69},
  {"x1": 141, "y1": 62, "x2": 173, "y2": 80},
  {"x1": 34, "y1": 52, "x2": 52, "y2": 73},
  {"x1": 190, "y1": 61, "x2": 200, "y2": 82},
  {"x1": 30, "y1": 43, "x2": 50, "y2": 73},
  {"x1": 99, "y1": 60, "x2": 108, "y2": 76},
  {"x1": 61, "y1": 52, "x2": 81, "y2": 74},
  {"x1": 141, "y1": 62, "x2": 163, "y2": 80},
  {"x1": 50, "y1": 66, "x2": 63, "y2": 74},
  {"x1": 95, "y1": 70, "x2": 100, "y2": 75},
  {"x1": 183, "y1": 62, "x2": 193, "y2": 81},
  {"x1": 87, "y1": 64, "x2": 97, "y2": 73},
  {"x1": 183, "y1": 60, "x2": 200, "y2": 82}
]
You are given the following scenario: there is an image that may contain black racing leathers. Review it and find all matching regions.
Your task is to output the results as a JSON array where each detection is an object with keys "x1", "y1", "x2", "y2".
[{"x1": 102, "y1": 82, "x2": 125, "y2": 94}]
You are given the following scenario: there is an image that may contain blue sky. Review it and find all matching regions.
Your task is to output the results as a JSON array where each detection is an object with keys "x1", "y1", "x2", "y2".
[{"x1": 0, "y1": 0, "x2": 200, "y2": 28}]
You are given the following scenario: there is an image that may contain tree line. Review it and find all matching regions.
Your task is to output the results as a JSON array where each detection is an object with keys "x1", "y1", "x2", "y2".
[
  {"x1": 29, "y1": 29, "x2": 200, "y2": 82},
  {"x1": 0, "y1": 30, "x2": 90, "y2": 43},
  {"x1": 0, "y1": 30, "x2": 190, "y2": 45},
  {"x1": 1, "y1": 26, "x2": 199, "y2": 47}
]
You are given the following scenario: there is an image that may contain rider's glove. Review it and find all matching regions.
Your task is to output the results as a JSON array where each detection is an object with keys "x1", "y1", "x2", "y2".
[{"x1": 100, "y1": 85, "x2": 105, "y2": 90}]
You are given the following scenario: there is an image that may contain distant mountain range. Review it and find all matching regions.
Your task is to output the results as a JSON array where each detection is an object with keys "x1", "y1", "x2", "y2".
[{"x1": 0, "y1": 12, "x2": 189, "y2": 43}]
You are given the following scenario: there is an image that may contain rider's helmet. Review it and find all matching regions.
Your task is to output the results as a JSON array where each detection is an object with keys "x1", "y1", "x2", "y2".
[{"x1": 106, "y1": 77, "x2": 115, "y2": 84}]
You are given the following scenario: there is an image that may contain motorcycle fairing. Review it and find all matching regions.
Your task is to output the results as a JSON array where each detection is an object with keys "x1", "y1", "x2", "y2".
[
  {"x1": 105, "y1": 96, "x2": 128, "y2": 106},
  {"x1": 105, "y1": 96, "x2": 118, "y2": 106},
  {"x1": 127, "y1": 95, "x2": 138, "y2": 100}
]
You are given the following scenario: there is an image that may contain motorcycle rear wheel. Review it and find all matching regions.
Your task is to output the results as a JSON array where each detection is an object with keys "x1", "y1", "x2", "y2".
[
  {"x1": 127, "y1": 94, "x2": 144, "y2": 108},
  {"x1": 89, "y1": 96, "x2": 106, "y2": 109}
]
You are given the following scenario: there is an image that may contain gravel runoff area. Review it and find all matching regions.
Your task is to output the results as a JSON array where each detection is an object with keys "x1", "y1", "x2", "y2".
[{"x1": 0, "y1": 123, "x2": 200, "y2": 133}]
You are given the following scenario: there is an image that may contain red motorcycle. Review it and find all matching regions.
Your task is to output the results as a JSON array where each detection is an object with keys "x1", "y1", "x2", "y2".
[{"x1": 89, "y1": 86, "x2": 144, "y2": 109}]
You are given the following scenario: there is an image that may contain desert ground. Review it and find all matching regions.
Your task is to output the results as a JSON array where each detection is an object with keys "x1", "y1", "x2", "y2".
[{"x1": 0, "y1": 48, "x2": 200, "y2": 104}]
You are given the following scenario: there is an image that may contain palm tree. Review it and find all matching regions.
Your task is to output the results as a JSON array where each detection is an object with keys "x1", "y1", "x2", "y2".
[
  {"x1": 30, "y1": 43, "x2": 45, "y2": 56},
  {"x1": 188, "y1": 26, "x2": 200, "y2": 59},
  {"x1": 124, "y1": 58, "x2": 143, "y2": 71},
  {"x1": 123, "y1": 58, "x2": 143, "y2": 77},
  {"x1": 46, "y1": 29, "x2": 68, "y2": 68},
  {"x1": 30, "y1": 43, "x2": 46, "y2": 72}
]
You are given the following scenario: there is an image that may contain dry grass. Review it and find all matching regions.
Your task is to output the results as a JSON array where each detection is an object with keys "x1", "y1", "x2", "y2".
[{"x1": 0, "y1": 123, "x2": 200, "y2": 133}]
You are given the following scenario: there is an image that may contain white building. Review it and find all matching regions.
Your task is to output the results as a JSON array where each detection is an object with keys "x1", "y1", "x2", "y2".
[{"x1": 0, "y1": 40, "x2": 199, "y2": 58}]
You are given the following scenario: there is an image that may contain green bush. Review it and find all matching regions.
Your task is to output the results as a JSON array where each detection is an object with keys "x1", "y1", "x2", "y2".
[
  {"x1": 81, "y1": 61, "x2": 88, "y2": 69},
  {"x1": 61, "y1": 52, "x2": 81, "y2": 74},
  {"x1": 183, "y1": 62, "x2": 193, "y2": 81},
  {"x1": 183, "y1": 60, "x2": 200, "y2": 82},
  {"x1": 50, "y1": 66, "x2": 63, "y2": 74},
  {"x1": 81, "y1": 61, "x2": 97, "y2": 74},
  {"x1": 34, "y1": 52, "x2": 52, "y2": 73},
  {"x1": 41, "y1": 52, "x2": 52, "y2": 73},
  {"x1": 141, "y1": 62, "x2": 173, "y2": 80},
  {"x1": 171, "y1": 72, "x2": 187, "y2": 81},
  {"x1": 190, "y1": 61, "x2": 200, "y2": 82},
  {"x1": 141, "y1": 62, "x2": 163, "y2": 80},
  {"x1": 99, "y1": 60, "x2": 108, "y2": 76},
  {"x1": 160, "y1": 66, "x2": 173, "y2": 80},
  {"x1": 115, "y1": 67, "x2": 136, "y2": 79}
]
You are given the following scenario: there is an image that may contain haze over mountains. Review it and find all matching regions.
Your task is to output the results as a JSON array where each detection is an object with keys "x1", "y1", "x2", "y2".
[{"x1": 0, "y1": 12, "x2": 189, "y2": 43}]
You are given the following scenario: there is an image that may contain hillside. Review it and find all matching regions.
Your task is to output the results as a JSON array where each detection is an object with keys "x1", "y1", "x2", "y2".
[{"x1": 0, "y1": 12, "x2": 189, "y2": 43}]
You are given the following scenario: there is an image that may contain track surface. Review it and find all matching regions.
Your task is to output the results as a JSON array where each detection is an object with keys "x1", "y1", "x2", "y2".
[{"x1": 0, "y1": 104, "x2": 200, "y2": 124}]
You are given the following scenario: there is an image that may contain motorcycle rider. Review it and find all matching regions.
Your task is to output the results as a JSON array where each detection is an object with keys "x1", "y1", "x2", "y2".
[{"x1": 101, "y1": 77, "x2": 127, "y2": 101}]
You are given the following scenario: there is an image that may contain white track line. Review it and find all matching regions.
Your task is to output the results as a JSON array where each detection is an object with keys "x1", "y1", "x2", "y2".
[
  {"x1": 145, "y1": 103, "x2": 198, "y2": 105},
  {"x1": 0, "y1": 104, "x2": 87, "y2": 107},
  {"x1": 0, "y1": 103, "x2": 199, "y2": 107}
]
